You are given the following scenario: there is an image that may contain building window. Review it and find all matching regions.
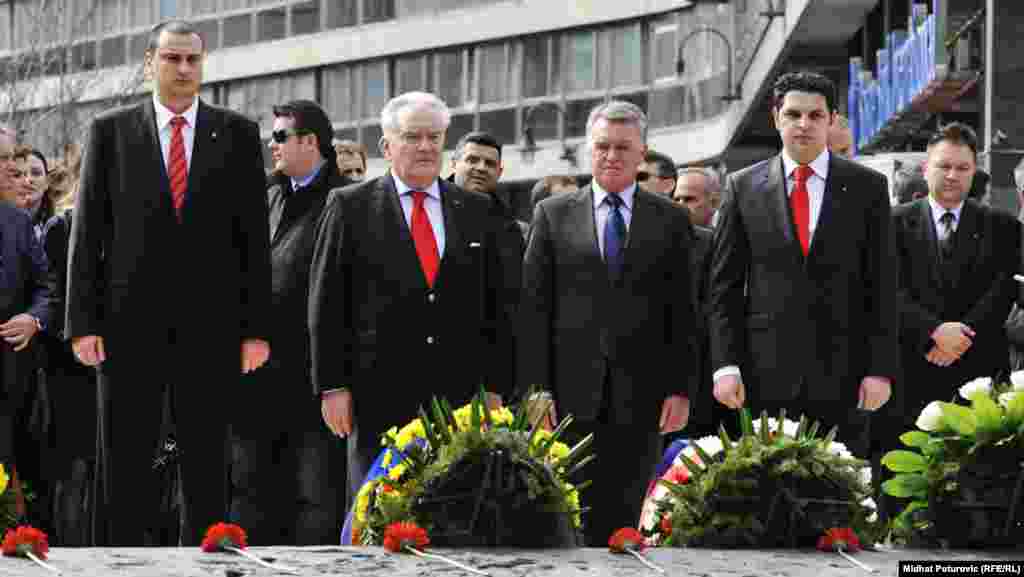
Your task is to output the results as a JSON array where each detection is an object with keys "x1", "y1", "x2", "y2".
[
  {"x1": 651, "y1": 21, "x2": 678, "y2": 83},
  {"x1": 565, "y1": 31, "x2": 595, "y2": 93},
  {"x1": 195, "y1": 19, "x2": 220, "y2": 52},
  {"x1": 521, "y1": 36, "x2": 550, "y2": 98},
  {"x1": 521, "y1": 103, "x2": 559, "y2": 143},
  {"x1": 362, "y1": 0, "x2": 394, "y2": 24},
  {"x1": 280, "y1": 70, "x2": 316, "y2": 102},
  {"x1": 0, "y1": 1, "x2": 9, "y2": 52},
  {"x1": 361, "y1": 124, "x2": 382, "y2": 157},
  {"x1": 447, "y1": 113, "x2": 474, "y2": 149},
  {"x1": 607, "y1": 23, "x2": 643, "y2": 88},
  {"x1": 326, "y1": 0, "x2": 358, "y2": 29},
  {"x1": 433, "y1": 50, "x2": 464, "y2": 108},
  {"x1": 223, "y1": 14, "x2": 252, "y2": 48},
  {"x1": 478, "y1": 43, "x2": 508, "y2": 104},
  {"x1": 291, "y1": 1, "x2": 320, "y2": 36},
  {"x1": 159, "y1": 0, "x2": 182, "y2": 20},
  {"x1": 478, "y1": 108, "x2": 516, "y2": 150},
  {"x1": 129, "y1": 33, "x2": 149, "y2": 63},
  {"x1": 191, "y1": 0, "x2": 216, "y2": 17},
  {"x1": 565, "y1": 97, "x2": 602, "y2": 138},
  {"x1": 395, "y1": 54, "x2": 426, "y2": 94},
  {"x1": 324, "y1": 64, "x2": 356, "y2": 122},
  {"x1": 362, "y1": 60, "x2": 390, "y2": 119},
  {"x1": 100, "y1": 36, "x2": 126, "y2": 68},
  {"x1": 99, "y1": 0, "x2": 120, "y2": 36},
  {"x1": 648, "y1": 84, "x2": 686, "y2": 128},
  {"x1": 258, "y1": 8, "x2": 286, "y2": 42},
  {"x1": 71, "y1": 42, "x2": 97, "y2": 73},
  {"x1": 126, "y1": 0, "x2": 155, "y2": 30}
]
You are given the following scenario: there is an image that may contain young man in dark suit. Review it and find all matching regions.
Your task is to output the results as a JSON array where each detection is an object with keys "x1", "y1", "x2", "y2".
[
  {"x1": 309, "y1": 91, "x2": 516, "y2": 501},
  {"x1": 519, "y1": 100, "x2": 696, "y2": 545},
  {"x1": 889, "y1": 123, "x2": 1018, "y2": 431},
  {"x1": 709, "y1": 72, "x2": 899, "y2": 452},
  {"x1": 229, "y1": 100, "x2": 350, "y2": 545},
  {"x1": 66, "y1": 21, "x2": 271, "y2": 546}
]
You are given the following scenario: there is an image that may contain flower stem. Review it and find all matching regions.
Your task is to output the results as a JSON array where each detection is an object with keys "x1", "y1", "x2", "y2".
[
  {"x1": 406, "y1": 546, "x2": 490, "y2": 576},
  {"x1": 224, "y1": 545, "x2": 301, "y2": 575},
  {"x1": 838, "y1": 549, "x2": 876, "y2": 573},
  {"x1": 626, "y1": 549, "x2": 667, "y2": 574},
  {"x1": 25, "y1": 551, "x2": 61, "y2": 574}
]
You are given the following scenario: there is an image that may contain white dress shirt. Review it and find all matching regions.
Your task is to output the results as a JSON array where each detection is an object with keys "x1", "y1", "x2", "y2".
[
  {"x1": 153, "y1": 94, "x2": 198, "y2": 173},
  {"x1": 712, "y1": 149, "x2": 831, "y2": 385},
  {"x1": 592, "y1": 180, "x2": 636, "y2": 257},
  {"x1": 927, "y1": 195, "x2": 963, "y2": 241},
  {"x1": 394, "y1": 174, "x2": 446, "y2": 257}
]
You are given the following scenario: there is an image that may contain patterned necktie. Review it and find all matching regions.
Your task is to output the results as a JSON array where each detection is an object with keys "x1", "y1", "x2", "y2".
[
  {"x1": 791, "y1": 165, "x2": 813, "y2": 255},
  {"x1": 939, "y1": 211, "x2": 956, "y2": 261},
  {"x1": 410, "y1": 190, "x2": 440, "y2": 287},
  {"x1": 168, "y1": 116, "x2": 188, "y2": 220},
  {"x1": 604, "y1": 192, "x2": 626, "y2": 279}
]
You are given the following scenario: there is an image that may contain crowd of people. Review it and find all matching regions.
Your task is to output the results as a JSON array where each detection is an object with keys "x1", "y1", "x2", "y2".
[{"x1": 0, "y1": 18, "x2": 1020, "y2": 549}]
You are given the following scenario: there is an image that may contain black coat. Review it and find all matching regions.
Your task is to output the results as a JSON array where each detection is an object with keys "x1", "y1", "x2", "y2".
[
  {"x1": 708, "y1": 154, "x2": 899, "y2": 410},
  {"x1": 891, "y1": 198, "x2": 1019, "y2": 419},
  {"x1": 518, "y1": 185, "x2": 697, "y2": 425},
  {"x1": 308, "y1": 173, "x2": 516, "y2": 440}
]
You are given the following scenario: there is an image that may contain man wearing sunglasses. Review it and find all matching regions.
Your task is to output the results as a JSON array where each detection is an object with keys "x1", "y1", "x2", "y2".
[
  {"x1": 67, "y1": 20, "x2": 271, "y2": 546},
  {"x1": 636, "y1": 150, "x2": 678, "y2": 198},
  {"x1": 228, "y1": 100, "x2": 351, "y2": 545}
]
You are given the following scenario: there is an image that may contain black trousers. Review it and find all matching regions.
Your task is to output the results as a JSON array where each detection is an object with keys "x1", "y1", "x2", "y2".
[
  {"x1": 229, "y1": 377, "x2": 346, "y2": 546},
  {"x1": 95, "y1": 359, "x2": 230, "y2": 546}
]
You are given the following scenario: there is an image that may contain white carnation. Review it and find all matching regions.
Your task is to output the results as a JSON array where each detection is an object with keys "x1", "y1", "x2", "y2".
[
  {"x1": 1011, "y1": 370, "x2": 1024, "y2": 391},
  {"x1": 827, "y1": 441, "x2": 853, "y2": 459},
  {"x1": 752, "y1": 417, "x2": 800, "y2": 438},
  {"x1": 694, "y1": 436, "x2": 724, "y2": 457},
  {"x1": 958, "y1": 377, "x2": 993, "y2": 400},
  {"x1": 916, "y1": 401, "x2": 945, "y2": 432},
  {"x1": 860, "y1": 466, "x2": 873, "y2": 487},
  {"x1": 861, "y1": 497, "x2": 878, "y2": 523},
  {"x1": 999, "y1": 391, "x2": 1020, "y2": 408}
]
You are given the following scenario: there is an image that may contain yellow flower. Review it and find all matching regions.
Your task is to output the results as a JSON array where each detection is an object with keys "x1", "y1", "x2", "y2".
[
  {"x1": 388, "y1": 463, "x2": 407, "y2": 482},
  {"x1": 548, "y1": 441, "x2": 571, "y2": 463},
  {"x1": 381, "y1": 426, "x2": 399, "y2": 446},
  {"x1": 564, "y1": 483, "x2": 581, "y2": 528},
  {"x1": 355, "y1": 481, "x2": 374, "y2": 523},
  {"x1": 491, "y1": 407, "x2": 514, "y2": 426},
  {"x1": 0, "y1": 464, "x2": 7, "y2": 495},
  {"x1": 396, "y1": 419, "x2": 426, "y2": 447}
]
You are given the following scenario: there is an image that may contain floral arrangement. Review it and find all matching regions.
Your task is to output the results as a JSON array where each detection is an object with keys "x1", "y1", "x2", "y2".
[
  {"x1": 881, "y1": 375, "x2": 1024, "y2": 546},
  {"x1": 0, "y1": 464, "x2": 25, "y2": 534},
  {"x1": 351, "y1": 389, "x2": 591, "y2": 547},
  {"x1": 2, "y1": 525, "x2": 58, "y2": 573},
  {"x1": 643, "y1": 409, "x2": 878, "y2": 548}
]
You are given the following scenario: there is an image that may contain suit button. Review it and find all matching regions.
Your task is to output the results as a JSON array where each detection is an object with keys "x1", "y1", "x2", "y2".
[
  {"x1": 426, "y1": 336, "x2": 435, "y2": 344},
  {"x1": 427, "y1": 293, "x2": 436, "y2": 303}
]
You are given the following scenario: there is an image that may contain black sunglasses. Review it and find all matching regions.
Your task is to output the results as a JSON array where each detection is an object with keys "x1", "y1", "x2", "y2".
[
  {"x1": 271, "y1": 128, "x2": 312, "y2": 144},
  {"x1": 637, "y1": 171, "x2": 674, "y2": 182}
]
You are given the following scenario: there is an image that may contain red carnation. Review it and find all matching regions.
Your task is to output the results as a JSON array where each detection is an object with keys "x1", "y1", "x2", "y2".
[
  {"x1": 665, "y1": 464, "x2": 691, "y2": 485},
  {"x1": 608, "y1": 527, "x2": 645, "y2": 553},
  {"x1": 201, "y1": 523, "x2": 248, "y2": 552},
  {"x1": 659, "y1": 516, "x2": 673, "y2": 537},
  {"x1": 817, "y1": 527, "x2": 862, "y2": 553},
  {"x1": 2, "y1": 526, "x2": 49, "y2": 560},
  {"x1": 383, "y1": 521, "x2": 429, "y2": 553}
]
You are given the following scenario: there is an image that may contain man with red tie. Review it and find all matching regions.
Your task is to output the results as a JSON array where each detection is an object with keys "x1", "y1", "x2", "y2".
[
  {"x1": 309, "y1": 91, "x2": 516, "y2": 499},
  {"x1": 708, "y1": 72, "x2": 899, "y2": 453},
  {"x1": 67, "y1": 21, "x2": 271, "y2": 545}
]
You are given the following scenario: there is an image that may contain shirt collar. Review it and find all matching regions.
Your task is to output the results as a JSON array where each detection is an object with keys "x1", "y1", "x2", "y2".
[
  {"x1": 591, "y1": 179, "x2": 636, "y2": 211},
  {"x1": 153, "y1": 93, "x2": 199, "y2": 132},
  {"x1": 782, "y1": 148, "x2": 830, "y2": 183},
  {"x1": 928, "y1": 195, "x2": 964, "y2": 223},
  {"x1": 290, "y1": 159, "x2": 325, "y2": 192},
  {"x1": 392, "y1": 173, "x2": 441, "y2": 201}
]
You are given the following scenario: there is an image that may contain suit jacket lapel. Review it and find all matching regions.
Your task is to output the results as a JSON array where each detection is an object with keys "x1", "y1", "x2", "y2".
[
  {"x1": 186, "y1": 101, "x2": 221, "y2": 216},
  {"x1": 807, "y1": 156, "x2": 841, "y2": 261},
  {"x1": 377, "y1": 173, "x2": 429, "y2": 290},
  {"x1": 764, "y1": 156, "x2": 804, "y2": 263},
  {"x1": 138, "y1": 100, "x2": 173, "y2": 217},
  {"x1": 434, "y1": 179, "x2": 464, "y2": 290},
  {"x1": 913, "y1": 198, "x2": 943, "y2": 289},
  {"x1": 620, "y1": 189, "x2": 651, "y2": 282},
  {"x1": 950, "y1": 199, "x2": 982, "y2": 289},
  {"x1": 576, "y1": 186, "x2": 608, "y2": 281}
]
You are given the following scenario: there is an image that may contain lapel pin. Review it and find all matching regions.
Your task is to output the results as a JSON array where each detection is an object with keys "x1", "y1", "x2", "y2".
[
  {"x1": 211, "y1": 131, "x2": 217, "y2": 141},
  {"x1": 469, "y1": 242, "x2": 481, "y2": 248}
]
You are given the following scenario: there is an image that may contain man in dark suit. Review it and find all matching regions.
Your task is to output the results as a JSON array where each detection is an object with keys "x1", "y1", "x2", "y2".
[
  {"x1": 519, "y1": 100, "x2": 696, "y2": 545},
  {"x1": 67, "y1": 21, "x2": 271, "y2": 546},
  {"x1": 0, "y1": 128, "x2": 54, "y2": 523},
  {"x1": 309, "y1": 91, "x2": 516, "y2": 499},
  {"x1": 228, "y1": 100, "x2": 349, "y2": 545},
  {"x1": 890, "y1": 123, "x2": 1018, "y2": 431},
  {"x1": 709, "y1": 72, "x2": 898, "y2": 451}
]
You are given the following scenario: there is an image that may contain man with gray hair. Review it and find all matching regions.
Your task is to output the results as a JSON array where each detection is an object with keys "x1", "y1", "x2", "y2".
[
  {"x1": 309, "y1": 91, "x2": 516, "y2": 501},
  {"x1": 674, "y1": 166, "x2": 720, "y2": 228},
  {"x1": 519, "y1": 100, "x2": 697, "y2": 544}
]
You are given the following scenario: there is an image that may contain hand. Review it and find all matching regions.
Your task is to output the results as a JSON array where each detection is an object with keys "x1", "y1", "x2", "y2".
[
  {"x1": 713, "y1": 374, "x2": 745, "y2": 409},
  {"x1": 0, "y1": 314, "x2": 40, "y2": 352},
  {"x1": 857, "y1": 376, "x2": 891, "y2": 411},
  {"x1": 925, "y1": 345, "x2": 959, "y2": 367},
  {"x1": 241, "y1": 339, "x2": 270, "y2": 373},
  {"x1": 72, "y1": 335, "x2": 106, "y2": 366},
  {"x1": 485, "y1": 392, "x2": 503, "y2": 411},
  {"x1": 322, "y1": 389, "x2": 353, "y2": 437},
  {"x1": 659, "y1": 394, "x2": 690, "y2": 434},
  {"x1": 525, "y1": 396, "x2": 557, "y2": 432},
  {"x1": 932, "y1": 322, "x2": 974, "y2": 357}
]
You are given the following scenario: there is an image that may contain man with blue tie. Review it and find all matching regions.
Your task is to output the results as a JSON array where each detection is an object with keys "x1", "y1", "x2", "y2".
[
  {"x1": 519, "y1": 101, "x2": 696, "y2": 545},
  {"x1": 309, "y1": 91, "x2": 517, "y2": 501}
]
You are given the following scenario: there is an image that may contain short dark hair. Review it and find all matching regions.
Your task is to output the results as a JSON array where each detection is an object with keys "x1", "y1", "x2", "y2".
[
  {"x1": 771, "y1": 71, "x2": 837, "y2": 112},
  {"x1": 273, "y1": 100, "x2": 335, "y2": 161},
  {"x1": 147, "y1": 20, "x2": 205, "y2": 54},
  {"x1": 453, "y1": 131, "x2": 502, "y2": 162},
  {"x1": 642, "y1": 150, "x2": 677, "y2": 180},
  {"x1": 927, "y1": 122, "x2": 979, "y2": 159}
]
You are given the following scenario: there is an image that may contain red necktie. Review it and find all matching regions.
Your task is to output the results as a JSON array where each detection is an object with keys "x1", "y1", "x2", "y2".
[
  {"x1": 168, "y1": 116, "x2": 188, "y2": 220},
  {"x1": 410, "y1": 191, "x2": 439, "y2": 287},
  {"x1": 791, "y1": 165, "x2": 813, "y2": 255}
]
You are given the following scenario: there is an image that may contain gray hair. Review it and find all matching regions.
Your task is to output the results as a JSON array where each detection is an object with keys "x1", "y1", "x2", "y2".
[
  {"x1": 586, "y1": 100, "x2": 648, "y2": 144},
  {"x1": 680, "y1": 166, "x2": 721, "y2": 193},
  {"x1": 380, "y1": 91, "x2": 451, "y2": 133},
  {"x1": 1015, "y1": 157, "x2": 1024, "y2": 191}
]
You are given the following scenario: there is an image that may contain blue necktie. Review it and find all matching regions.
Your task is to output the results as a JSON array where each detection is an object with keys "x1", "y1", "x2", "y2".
[{"x1": 604, "y1": 193, "x2": 625, "y2": 279}]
